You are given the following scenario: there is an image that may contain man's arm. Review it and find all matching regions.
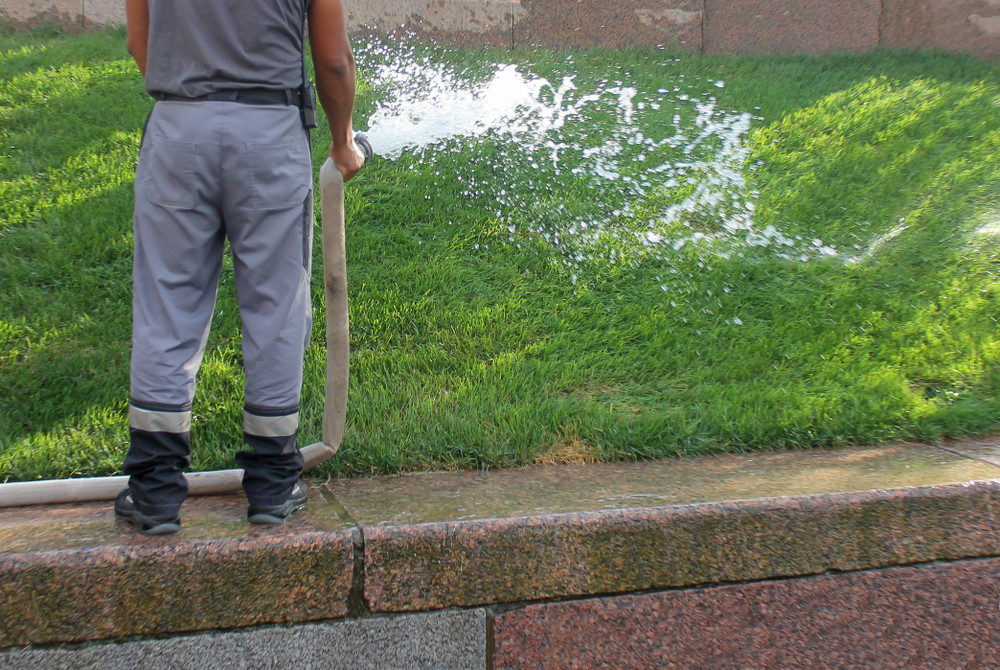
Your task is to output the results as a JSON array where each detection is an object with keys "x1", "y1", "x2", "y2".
[
  {"x1": 309, "y1": 0, "x2": 364, "y2": 181},
  {"x1": 125, "y1": 0, "x2": 149, "y2": 76}
]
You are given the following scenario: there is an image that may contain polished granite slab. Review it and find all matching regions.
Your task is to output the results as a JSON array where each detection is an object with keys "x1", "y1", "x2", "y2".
[
  {"x1": 493, "y1": 555, "x2": 1000, "y2": 669},
  {"x1": 0, "y1": 482, "x2": 354, "y2": 647},
  {"x1": 326, "y1": 442, "x2": 1000, "y2": 526},
  {"x1": 325, "y1": 442, "x2": 1000, "y2": 612}
]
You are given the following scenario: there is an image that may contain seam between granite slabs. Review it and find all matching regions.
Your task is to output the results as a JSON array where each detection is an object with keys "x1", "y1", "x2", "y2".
[
  {"x1": 509, "y1": 2, "x2": 514, "y2": 51},
  {"x1": 876, "y1": 0, "x2": 885, "y2": 48},
  {"x1": 318, "y1": 484, "x2": 373, "y2": 618},
  {"x1": 932, "y1": 444, "x2": 1000, "y2": 471},
  {"x1": 485, "y1": 608, "x2": 496, "y2": 670},
  {"x1": 319, "y1": 479, "x2": 499, "y2": 630},
  {"x1": 699, "y1": 0, "x2": 706, "y2": 55}
]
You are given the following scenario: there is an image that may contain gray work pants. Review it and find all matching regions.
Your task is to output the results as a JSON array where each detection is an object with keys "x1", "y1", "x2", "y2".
[{"x1": 125, "y1": 100, "x2": 312, "y2": 518}]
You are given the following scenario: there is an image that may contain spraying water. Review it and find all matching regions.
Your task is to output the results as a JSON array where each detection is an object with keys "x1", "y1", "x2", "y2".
[{"x1": 354, "y1": 38, "x2": 841, "y2": 284}]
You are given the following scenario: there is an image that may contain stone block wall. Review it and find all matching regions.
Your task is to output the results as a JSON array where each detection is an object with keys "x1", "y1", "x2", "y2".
[
  {"x1": 703, "y1": 0, "x2": 881, "y2": 54},
  {"x1": 3, "y1": 0, "x2": 1000, "y2": 59},
  {"x1": 4, "y1": 438, "x2": 1000, "y2": 665}
]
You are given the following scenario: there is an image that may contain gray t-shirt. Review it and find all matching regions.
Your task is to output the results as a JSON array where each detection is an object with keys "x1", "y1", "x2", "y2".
[{"x1": 144, "y1": 0, "x2": 310, "y2": 98}]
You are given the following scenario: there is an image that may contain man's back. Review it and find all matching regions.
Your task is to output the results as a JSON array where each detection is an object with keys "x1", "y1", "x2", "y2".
[{"x1": 144, "y1": 0, "x2": 309, "y2": 98}]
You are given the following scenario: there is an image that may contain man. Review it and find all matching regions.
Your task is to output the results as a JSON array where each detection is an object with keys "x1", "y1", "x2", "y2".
[{"x1": 117, "y1": 0, "x2": 365, "y2": 534}]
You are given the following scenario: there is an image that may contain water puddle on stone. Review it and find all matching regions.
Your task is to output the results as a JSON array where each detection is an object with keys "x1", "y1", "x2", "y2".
[{"x1": 355, "y1": 38, "x2": 842, "y2": 292}]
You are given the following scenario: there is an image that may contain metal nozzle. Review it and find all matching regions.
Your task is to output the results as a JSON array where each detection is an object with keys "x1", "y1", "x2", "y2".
[{"x1": 354, "y1": 131, "x2": 374, "y2": 166}]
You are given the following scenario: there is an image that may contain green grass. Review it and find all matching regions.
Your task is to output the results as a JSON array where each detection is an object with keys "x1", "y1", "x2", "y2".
[{"x1": 3, "y1": 28, "x2": 1000, "y2": 481}]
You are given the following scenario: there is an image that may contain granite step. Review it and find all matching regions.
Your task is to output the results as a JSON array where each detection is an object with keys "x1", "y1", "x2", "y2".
[
  {"x1": 0, "y1": 483, "x2": 355, "y2": 648},
  {"x1": 331, "y1": 438, "x2": 1000, "y2": 612},
  {"x1": 4, "y1": 436, "x2": 1000, "y2": 648}
]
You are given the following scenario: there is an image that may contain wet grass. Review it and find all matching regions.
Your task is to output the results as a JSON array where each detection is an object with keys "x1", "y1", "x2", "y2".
[{"x1": 3, "y1": 28, "x2": 1000, "y2": 480}]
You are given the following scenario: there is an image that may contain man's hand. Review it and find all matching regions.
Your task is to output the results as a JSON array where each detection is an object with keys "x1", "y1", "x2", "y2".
[{"x1": 330, "y1": 140, "x2": 366, "y2": 182}]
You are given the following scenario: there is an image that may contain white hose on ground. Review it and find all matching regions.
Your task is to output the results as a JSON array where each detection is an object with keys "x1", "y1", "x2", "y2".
[{"x1": 0, "y1": 157, "x2": 350, "y2": 508}]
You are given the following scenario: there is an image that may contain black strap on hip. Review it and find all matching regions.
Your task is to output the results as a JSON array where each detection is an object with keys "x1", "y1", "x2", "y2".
[{"x1": 299, "y1": 0, "x2": 318, "y2": 130}]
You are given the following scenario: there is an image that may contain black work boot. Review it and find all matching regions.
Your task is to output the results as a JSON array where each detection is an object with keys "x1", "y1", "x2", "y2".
[
  {"x1": 247, "y1": 479, "x2": 308, "y2": 525},
  {"x1": 122, "y1": 402, "x2": 191, "y2": 530},
  {"x1": 114, "y1": 489, "x2": 181, "y2": 535},
  {"x1": 238, "y1": 407, "x2": 306, "y2": 526}
]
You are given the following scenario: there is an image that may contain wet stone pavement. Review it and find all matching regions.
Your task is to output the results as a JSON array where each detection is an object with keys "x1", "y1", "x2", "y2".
[{"x1": 3, "y1": 435, "x2": 1000, "y2": 666}]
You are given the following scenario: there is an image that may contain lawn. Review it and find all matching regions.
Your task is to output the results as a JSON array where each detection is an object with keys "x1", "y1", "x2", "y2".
[{"x1": 3, "y1": 27, "x2": 1000, "y2": 481}]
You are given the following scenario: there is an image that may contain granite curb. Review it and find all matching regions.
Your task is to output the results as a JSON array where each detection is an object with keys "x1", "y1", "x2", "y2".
[
  {"x1": 328, "y1": 438, "x2": 1000, "y2": 611},
  {"x1": 357, "y1": 480, "x2": 1000, "y2": 611},
  {"x1": 4, "y1": 438, "x2": 1000, "y2": 647},
  {"x1": 0, "y1": 483, "x2": 355, "y2": 648},
  {"x1": 0, "y1": 533, "x2": 354, "y2": 647}
]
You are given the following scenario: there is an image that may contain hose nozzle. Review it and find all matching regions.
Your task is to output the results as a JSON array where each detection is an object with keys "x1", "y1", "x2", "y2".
[{"x1": 354, "y1": 131, "x2": 374, "y2": 167}]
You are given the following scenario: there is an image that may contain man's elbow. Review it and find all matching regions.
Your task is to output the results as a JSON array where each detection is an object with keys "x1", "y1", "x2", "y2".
[{"x1": 314, "y1": 51, "x2": 355, "y2": 79}]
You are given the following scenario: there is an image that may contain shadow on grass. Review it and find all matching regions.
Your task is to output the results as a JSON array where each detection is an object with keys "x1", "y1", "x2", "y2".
[{"x1": 1, "y1": 177, "x2": 134, "y2": 478}]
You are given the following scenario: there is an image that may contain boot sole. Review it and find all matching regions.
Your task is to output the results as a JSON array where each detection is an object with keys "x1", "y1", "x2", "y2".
[
  {"x1": 247, "y1": 500, "x2": 307, "y2": 526},
  {"x1": 115, "y1": 509, "x2": 181, "y2": 536}
]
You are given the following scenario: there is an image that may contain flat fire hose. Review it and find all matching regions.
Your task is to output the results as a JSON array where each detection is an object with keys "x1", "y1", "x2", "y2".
[{"x1": 0, "y1": 150, "x2": 361, "y2": 508}]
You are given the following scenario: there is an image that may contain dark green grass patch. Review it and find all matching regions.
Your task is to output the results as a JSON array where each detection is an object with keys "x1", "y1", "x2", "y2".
[{"x1": 2, "y1": 28, "x2": 1000, "y2": 480}]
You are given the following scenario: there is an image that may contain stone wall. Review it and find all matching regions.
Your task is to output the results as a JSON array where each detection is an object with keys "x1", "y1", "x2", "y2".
[
  {"x1": 4, "y1": 556, "x2": 1000, "y2": 668},
  {"x1": 3, "y1": 0, "x2": 1000, "y2": 59},
  {"x1": 4, "y1": 437, "x2": 1000, "y2": 666}
]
